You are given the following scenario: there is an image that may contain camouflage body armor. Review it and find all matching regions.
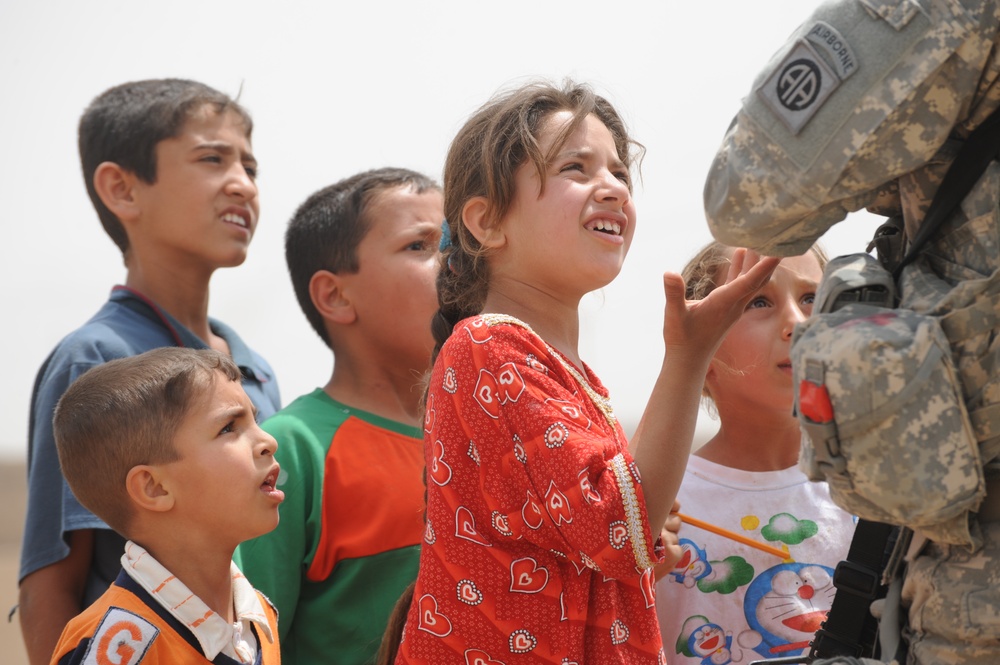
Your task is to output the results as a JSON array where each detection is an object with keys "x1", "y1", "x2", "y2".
[
  {"x1": 704, "y1": 0, "x2": 1000, "y2": 661},
  {"x1": 792, "y1": 252, "x2": 994, "y2": 548},
  {"x1": 705, "y1": 0, "x2": 1000, "y2": 552}
]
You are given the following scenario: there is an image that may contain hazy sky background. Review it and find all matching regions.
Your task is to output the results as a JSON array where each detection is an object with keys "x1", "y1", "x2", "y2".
[{"x1": 0, "y1": 0, "x2": 879, "y2": 460}]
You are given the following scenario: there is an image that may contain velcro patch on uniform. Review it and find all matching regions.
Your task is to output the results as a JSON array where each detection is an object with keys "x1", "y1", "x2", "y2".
[
  {"x1": 756, "y1": 39, "x2": 840, "y2": 135},
  {"x1": 858, "y1": 0, "x2": 922, "y2": 31},
  {"x1": 805, "y1": 21, "x2": 859, "y2": 80},
  {"x1": 81, "y1": 606, "x2": 159, "y2": 665}
]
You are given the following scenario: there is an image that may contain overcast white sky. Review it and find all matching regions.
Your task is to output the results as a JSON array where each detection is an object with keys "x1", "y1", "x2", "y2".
[{"x1": 0, "y1": 0, "x2": 880, "y2": 460}]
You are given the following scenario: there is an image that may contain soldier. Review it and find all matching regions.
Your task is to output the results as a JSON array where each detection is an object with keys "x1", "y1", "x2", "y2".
[{"x1": 704, "y1": 1, "x2": 1000, "y2": 664}]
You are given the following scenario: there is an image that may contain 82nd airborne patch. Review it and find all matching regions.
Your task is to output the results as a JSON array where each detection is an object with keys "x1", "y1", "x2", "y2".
[{"x1": 756, "y1": 21, "x2": 858, "y2": 135}]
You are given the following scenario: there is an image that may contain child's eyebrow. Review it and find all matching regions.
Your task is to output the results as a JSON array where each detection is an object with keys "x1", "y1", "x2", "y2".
[
  {"x1": 195, "y1": 141, "x2": 258, "y2": 166},
  {"x1": 555, "y1": 147, "x2": 626, "y2": 170},
  {"x1": 213, "y1": 402, "x2": 256, "y2": 424},
  {"x1": 556, "y1": 148, "x2": 594, "y2": 162},
  {"x1": 215, "y1": 405, "x2": 244, "y2": 420},
  {"x1": 413, "y1": 220, "x2": 442, "y2": 235}
]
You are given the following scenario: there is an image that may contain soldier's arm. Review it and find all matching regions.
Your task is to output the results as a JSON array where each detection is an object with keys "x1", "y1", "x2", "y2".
[{"x1": 705, "y1": 0, "x2": 998, "y2": 255}]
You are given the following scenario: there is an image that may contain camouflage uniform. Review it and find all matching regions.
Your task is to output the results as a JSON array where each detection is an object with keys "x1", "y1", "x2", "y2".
[{"x1": 704, "y1": 0, "x2": 1000, "y2": 663}]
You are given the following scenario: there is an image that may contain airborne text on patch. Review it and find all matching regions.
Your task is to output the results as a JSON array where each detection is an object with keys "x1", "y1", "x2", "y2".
[{"x1": 806, "y1": 21, "x2": 858, "y2": 80}]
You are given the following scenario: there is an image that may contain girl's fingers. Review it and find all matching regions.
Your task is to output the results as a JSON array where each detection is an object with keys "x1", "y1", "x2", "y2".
[
  {"x1": 660, "y1": 538, "x2": 685, "y2": 571},
  {"x1": 725, "y1": 248, "x2": 769, "y2": 285},
  {"x1": 661, "y1": 255, "x2": 778, "y2": 347},
  {"x1": 721, "y1": 254, "x2": 779, "y2": 302},
  {"x1": 662, "y1": 271, "x2": 687, "y2": 318},
  {"x1": 725, "y1": 247, "x2": 746, "y2": 284},
  {"x1": 741, "y1": 255, "x2": 780, "y2": 293},
  {"x1": 663, "y1": 512, "x2": 682, "y2": 535}
]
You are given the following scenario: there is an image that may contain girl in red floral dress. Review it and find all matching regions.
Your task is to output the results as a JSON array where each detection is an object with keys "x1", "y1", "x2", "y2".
[{"x1": 393, "y1": 80, "x2": 779, "y2": 665}]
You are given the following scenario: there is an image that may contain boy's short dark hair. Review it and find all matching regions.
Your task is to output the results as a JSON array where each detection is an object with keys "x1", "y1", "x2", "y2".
[
  {"x1": 53, "y1": 347, "x2": 242, "y2": 535},
  {"x1": 78, "y1": 78, "x2": 253, "y2": 256},
  {"x1": 285, "y1": 167, "x2": 441, "y2": 347}
]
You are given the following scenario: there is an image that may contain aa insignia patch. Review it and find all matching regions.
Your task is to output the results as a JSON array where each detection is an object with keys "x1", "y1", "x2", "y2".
[{"x1": 757, "y1": 39, "x2": 840, "y2": 135}]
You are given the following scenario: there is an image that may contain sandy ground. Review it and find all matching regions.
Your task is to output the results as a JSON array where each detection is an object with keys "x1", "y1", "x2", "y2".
[{"x1": 1, "y1": 462, "x2": 28, "y2": 665}]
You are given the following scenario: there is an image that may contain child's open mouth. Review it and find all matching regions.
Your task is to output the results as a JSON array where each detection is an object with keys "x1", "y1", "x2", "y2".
[
  {"x1": 261, "y1": 466, "x2": 284, "y2": 501},
  {"x1": 591, "y1": 219, "x2": 622, "y2": 236},
  {"x1": 222, "y1": 212, "x2": 249, "y2": 229}
]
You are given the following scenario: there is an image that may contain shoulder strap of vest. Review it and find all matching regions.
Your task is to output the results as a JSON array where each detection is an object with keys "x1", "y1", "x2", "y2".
[
  {"x1": 893, "y1": 104, "x2": 1000, "y2": 278},
  {"x1": 807, "y1": 519, "x2": 898, "y2": 661}
]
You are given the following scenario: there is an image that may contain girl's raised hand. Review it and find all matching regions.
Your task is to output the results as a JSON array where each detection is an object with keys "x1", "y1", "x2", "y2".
[
  {"x1": 661, "y1": 248, "x2": 779, "y2": 359},
  {"x1": 630, "y1": 250, "x2": 778, "y2": 538}
]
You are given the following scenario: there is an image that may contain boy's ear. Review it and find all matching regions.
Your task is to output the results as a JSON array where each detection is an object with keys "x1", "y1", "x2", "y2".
[
  {"x1": 462, "y1": 196, "x2": 506, "y2": 249},
  {"x1": 125, "y1": 465, "x2": 174, "y2": 514},
  {"x1": 310, "y1": 270, "x2": 357, "y2": 326},
  {"x1": 93, "y1": 162, "x2": 141, "y2": 223}
]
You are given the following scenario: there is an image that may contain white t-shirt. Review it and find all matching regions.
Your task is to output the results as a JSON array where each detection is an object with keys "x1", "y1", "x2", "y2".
[{"x1": 656, "y1": 455, "x2": 856, "y2": 665}]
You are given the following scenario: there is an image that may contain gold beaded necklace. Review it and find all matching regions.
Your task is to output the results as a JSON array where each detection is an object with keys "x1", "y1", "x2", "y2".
[{"x1": 480, "y1": 313, "x2": 619, "y2": 435}]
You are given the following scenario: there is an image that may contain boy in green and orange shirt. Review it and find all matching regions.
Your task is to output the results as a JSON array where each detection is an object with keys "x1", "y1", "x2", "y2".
[{"x1": 235, "y1": 168, "x2": 443, "y2": 665}]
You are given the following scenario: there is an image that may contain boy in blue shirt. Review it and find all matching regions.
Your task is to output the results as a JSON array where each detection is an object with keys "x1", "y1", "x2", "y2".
[{"x1": 18, "y1": 79, "x2": 281, "y2": 664}]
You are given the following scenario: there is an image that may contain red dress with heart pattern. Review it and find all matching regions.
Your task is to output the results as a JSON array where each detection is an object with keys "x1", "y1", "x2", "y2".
[{"x1": 394, "y1": 315, "x2": 666, "y2": 665}]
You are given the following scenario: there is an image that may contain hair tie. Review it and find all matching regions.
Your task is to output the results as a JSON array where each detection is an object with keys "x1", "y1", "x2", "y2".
[{"x1": 439, "y1": 219, "x2": 452, "y2": 252}]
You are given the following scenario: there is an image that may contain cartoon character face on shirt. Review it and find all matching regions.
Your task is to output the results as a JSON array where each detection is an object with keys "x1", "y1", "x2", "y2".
[
  {"x1": 668, "y1": 539, "x2": 712, "y2": 588},
  {"x1": 743, "y1": 563, "x2": 836, "y2": 657},
  {"x1": 689, "y1": 623, "x2": 732, "y2": 664},
  {"x1": 676, "y1": 615, "x2": 735, "y2": 665}
]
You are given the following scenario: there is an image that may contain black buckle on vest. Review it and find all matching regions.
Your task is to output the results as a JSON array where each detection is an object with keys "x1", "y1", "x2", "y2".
[
  {"x1": 833, "y1": 559, "x2": 880, "y2": 600},
  {"x1": 810, "y1": 628, "x2": 863, "y2": 658}
]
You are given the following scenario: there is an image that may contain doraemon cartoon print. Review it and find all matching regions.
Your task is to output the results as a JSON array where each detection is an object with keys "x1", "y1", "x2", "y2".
[{"x1": 742, "y1": 562, "x2": 835, "y2": 659}]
